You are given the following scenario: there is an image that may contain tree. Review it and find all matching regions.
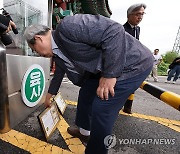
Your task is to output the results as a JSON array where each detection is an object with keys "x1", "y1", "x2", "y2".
[{"x1": 163, "y1": 51, "x2": 179, "y2": 64}]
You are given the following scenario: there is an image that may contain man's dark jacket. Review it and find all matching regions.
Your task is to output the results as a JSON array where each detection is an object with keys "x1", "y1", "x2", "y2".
[
  {"x1": 123, "y1": 22, "x2": 140, "y2": 40},
  {"x1": 169, "y1": 57, "x2": 180, "y2": 69},
  {"x1": 49, "y1": 14, "x2": 153, "y2": 94},
  {"x1": 0, "y1": 14, "x2": 10, "y2": 34}
]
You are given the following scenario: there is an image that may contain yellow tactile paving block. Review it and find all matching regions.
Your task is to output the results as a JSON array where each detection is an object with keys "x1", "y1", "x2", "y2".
[
  {"x1": 0, "y1": 99, "x2": 179, "y2": 153},
  {"x1": 57, "y1": 115, "x2": 85, "y2": 154},
  {"x1": 66, "y1": 100, "x2": 180, "y2": 133},
  {"x1": 65, "y1": 100, "x2": 77, "y2": 106},
  {"x1": 0, "y1": 129, "x2": 72, "y2": 154}
]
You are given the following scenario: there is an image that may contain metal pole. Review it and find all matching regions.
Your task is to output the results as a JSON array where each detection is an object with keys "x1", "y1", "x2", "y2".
[
  {"x1": 48, "y1": 0, "x2": 53, "y2": 28},
  {"x1": 0, "y1": 42, "x2": 11, "y2": 133},
  {"x1": 140, "y1": 81, "x2": 180, "y2": 111}
]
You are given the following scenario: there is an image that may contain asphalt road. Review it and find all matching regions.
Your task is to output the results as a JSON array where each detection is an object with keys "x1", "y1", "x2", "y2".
[
  {"x1": 0, "y1": 76, "x2": 179, "y2": 154},
  {"x1": 60, "y1": 76, "x2": 180, "y2": 120}
]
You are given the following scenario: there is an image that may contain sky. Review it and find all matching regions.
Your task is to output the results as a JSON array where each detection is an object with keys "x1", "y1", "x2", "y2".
[{"x1": 108, "y1": 0, "x2": 180, "y2": 55}]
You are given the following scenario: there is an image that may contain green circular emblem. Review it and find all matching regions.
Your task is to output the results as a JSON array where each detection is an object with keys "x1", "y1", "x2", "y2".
[{"x1": 21, "y1": 64, "x2": 45, "y2": 107}]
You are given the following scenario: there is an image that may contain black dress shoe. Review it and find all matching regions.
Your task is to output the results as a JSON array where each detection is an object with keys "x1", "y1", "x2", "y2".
[
  {"x1": 123, "y1": 108, "x2": 132, "y2": 114},
  {"x1": 67, "y1": 126, "x2": 90, "y2": 144},
  {"x1": 123, "y1": 99, "x2": 133, "y2": 114}
]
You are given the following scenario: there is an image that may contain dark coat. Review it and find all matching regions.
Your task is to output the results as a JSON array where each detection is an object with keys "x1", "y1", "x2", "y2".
[
  {"x1": 53, "y1": 14, "x2": 153, "y2": 78},
  {"x1": 169, "y1": 57, "x2": 180, "y2": 69},
  {"x1": 123, "y1": 22, "x2": 140, "y2": 40},
  {"x1": 49, "y1": 14, "x2": 153, "y2": 94},
  {"x1": 0, "y1": 14, "x2": 10, "y2": 34}
]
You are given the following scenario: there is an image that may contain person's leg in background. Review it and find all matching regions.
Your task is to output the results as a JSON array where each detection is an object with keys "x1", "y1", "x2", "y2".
[
  {"x1": 123, "y1": 93, "x2": 134, "y2": 114},
  {"x1": 172, "y1": 65, "x2": 180, "y2": 83},
  {"x1": 145, "y1": 67, "x2": 153, "y2": 81},
  {"x1": 166, "y1": 67, "x2": 176, "y2": 82},
  {"x1": 145, "y1": 72, "x2": 151, "y2": 81},
  {"x1": 152, "y1": 64, "x2": 158, "y2": 82}
]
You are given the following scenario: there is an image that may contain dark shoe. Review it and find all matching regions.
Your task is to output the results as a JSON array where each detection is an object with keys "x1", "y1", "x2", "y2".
[
  {"x1": 67, "y1": 126, "x2": 90, "y2": 144},
  {"x1": 123, "y1": 108, "x2": 132, "y2": 114},
  {"x1": 123, "y1": 99, "x2": 133, "y2": 114}
]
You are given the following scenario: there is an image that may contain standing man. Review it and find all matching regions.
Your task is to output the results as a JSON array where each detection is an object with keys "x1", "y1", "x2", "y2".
[
  {"x1": 24, "y1": 14, "x2": 153, "y2": 154},
  {"x1": 123, "y1": 3, "x2": 146, "y2": 114},
  {"x1": 151, "y1": 49, "x2": 163, "y2": 82}
]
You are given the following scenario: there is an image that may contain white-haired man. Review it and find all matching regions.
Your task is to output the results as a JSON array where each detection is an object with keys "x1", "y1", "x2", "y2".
[
  {"x1": 123, "y1": 3, "x2": 146, "y2": 40},
  {"x1": 123, "y1": 3, "x2": 146, "y2": 114}
]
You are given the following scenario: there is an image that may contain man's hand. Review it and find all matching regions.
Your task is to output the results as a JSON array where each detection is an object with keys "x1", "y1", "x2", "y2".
[
  {"x1": 176, "y1": 59, "x2": 180, "y2": 63},
  {"x1": 44, "y1": 93, "x2": 53, "y2": 107},
  {"x1": 96, "y1": 77, "x2": 116, "y2": 100},
  {"x1": 6, "y1": 20, "x2": 16, "y2": 33}
]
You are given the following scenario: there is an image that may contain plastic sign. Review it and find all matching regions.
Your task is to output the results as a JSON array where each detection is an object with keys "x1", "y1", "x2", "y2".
[{"x1": 21, "y1": 64, "x2": 45, "y2": 107}]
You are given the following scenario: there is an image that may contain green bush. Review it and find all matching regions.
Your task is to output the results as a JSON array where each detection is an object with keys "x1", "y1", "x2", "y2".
[
  {"x1": 163, "y1": 51, "x2": 179, "y2": 63},
  {"x1": 157, "y1": 51, "x2": 179, "y2": 76},
  {"x1": 158, "y1": 61, "x2": 169, "y2": 76}
]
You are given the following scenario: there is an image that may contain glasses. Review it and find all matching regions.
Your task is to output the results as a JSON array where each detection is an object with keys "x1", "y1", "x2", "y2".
[{"x1": 131, "y1": 12, "x2": 146, "y2": 17}]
